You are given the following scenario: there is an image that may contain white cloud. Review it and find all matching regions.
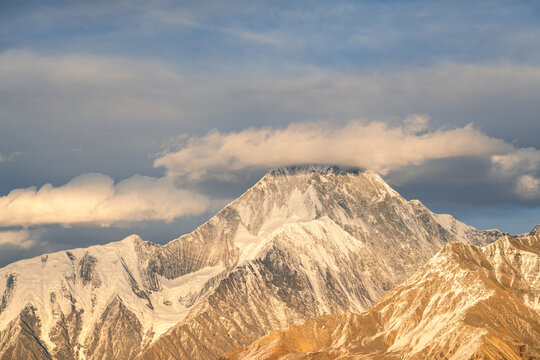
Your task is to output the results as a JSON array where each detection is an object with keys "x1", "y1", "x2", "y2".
[
  {"x1": 0, "y1": 173, "x2": 213, "y2": 227},
  {"x1": 403, "y1": 114, "x2": 430, "y2": 135},
  {"x1": 154, "y1": 117, "x2": 511, "y2": 181},
  {"x1": 516, "y1": 175, "x2": 540, "y2": 200},
  {"x1": 491, "y1": 148, "x2": 540, "y2": 199},
  {"x1": 491, "y1": 148, "x2": 540, "y2": 176},
  {"x1": 0, "y1": 229, "x2": 43, "y2": 249}
]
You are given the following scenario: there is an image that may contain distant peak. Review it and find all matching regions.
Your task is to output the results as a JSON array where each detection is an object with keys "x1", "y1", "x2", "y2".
[
  {"x1": 120, "y1": 234, "x2": 143, "y2": 244},
  {"x1": 529, "y1": 224, "x2": 540, "y2": 235},
  {"x1": 268, "y1": 164, "x2": 365, "y2": 176}
]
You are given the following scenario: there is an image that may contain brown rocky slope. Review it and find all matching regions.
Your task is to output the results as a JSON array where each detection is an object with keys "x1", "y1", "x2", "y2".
[{"x1": 223, "y1": 232, "x2": 540, "y2": 360}]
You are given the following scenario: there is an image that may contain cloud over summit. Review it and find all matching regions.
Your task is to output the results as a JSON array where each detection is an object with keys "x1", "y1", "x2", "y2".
[
  {"x1": 154, "y1": 116, "x2": 504, "y2": 179},
  {"x1": 154, "y1": 117, "x2": 540, "y2": 201}
]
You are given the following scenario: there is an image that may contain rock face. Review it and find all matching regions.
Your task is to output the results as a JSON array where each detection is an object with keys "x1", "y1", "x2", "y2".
[
  {"x1": 85, "y1": 297, "x2": 143, "y2": 360},
  {"x1": 0, "y1": 166, "x2": 503, "y2": 359},
  {"x1": 0, "y1": 305, "x2": 52, "y2": 359},
  {"x1": 224, "y1": 232, "x2": 540, "y2": 360}
]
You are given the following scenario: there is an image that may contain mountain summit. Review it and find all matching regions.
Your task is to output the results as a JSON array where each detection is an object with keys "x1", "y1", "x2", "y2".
[{"x1": 0, "y1": 166, "x2": 503, "y2": 359}]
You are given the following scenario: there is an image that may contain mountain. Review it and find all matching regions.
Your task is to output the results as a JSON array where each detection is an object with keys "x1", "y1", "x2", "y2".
[
  {"x1": 223, "y1": 232, "x2": 540, "y2": 360},
  {"x1": 0, "y1": 165, "x2": 503, "y2": 359}
]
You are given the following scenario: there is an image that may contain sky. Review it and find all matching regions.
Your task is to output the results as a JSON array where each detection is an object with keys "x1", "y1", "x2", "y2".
[{"x1": 1, "y1": 0, "x2": 540, "y2": 267}]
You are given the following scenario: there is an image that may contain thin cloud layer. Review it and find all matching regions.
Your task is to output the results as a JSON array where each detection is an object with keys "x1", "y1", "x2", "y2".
[
  {"x1": 3, "y1": 50, "x2": 540, "y2": 136},
  {"x1": 0, "y1": 173, "x2": 213, "y2": 228}
]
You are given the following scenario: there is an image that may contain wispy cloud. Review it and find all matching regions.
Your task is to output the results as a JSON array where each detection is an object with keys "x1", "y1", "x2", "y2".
[
  {"x1": 0, "y1": 152, "x2": 22, "y2": 162},
  {"x1": 148, "y1": 10, "x2": 286, "y2": 47},
  {"x1": 0, "y1": 229, "x2": 43, "y2": 249}
]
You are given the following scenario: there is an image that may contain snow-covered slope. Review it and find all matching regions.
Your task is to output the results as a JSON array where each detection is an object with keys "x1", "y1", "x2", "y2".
[
  {"x1": 0, "y1": 235, "x2": 226, "y2": 359},
  {"x1": 0, "y1": 166, "x2": 504, "y2": 360},
  {"x1": 136, "y1": 166, "x2": 502, "y2": 360},
  {"x1": 223, "y1": 231, "x2": 540, "y2": 360}
]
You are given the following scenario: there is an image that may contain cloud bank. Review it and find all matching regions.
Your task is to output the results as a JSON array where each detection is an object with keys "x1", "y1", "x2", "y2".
[
  {"x1": 155, "y1": 117, "x2": 540, "y2": 200},
  {"x1": 3, "y1": 51, "x2": 540, "y2": 135},
  {"x1": 0, "y1": 173, "x2": 213, "y2": 228},
  {"x1": 154, "y1": 116, "x2": 502, "y2": 178}
]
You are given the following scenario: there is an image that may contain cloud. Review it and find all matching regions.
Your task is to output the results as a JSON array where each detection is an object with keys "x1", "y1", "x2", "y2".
[
  {"x1": 154, "y1": 116, "x2": 511, "y2": 180},
  {"x1": 0, "y1": 229, "x2": 43, "y2": 249},
  {"x1": 516, "y1": 175, "x2": 540, "y2": 200},
  {"x1": 403, "y1": 114, "x2": 429, "y2": 135},
  {"x1": 0, "y1": 173, "x2": 214, "y2": 227},
  {"x1": 491, "y1": 148, "x2": 540, "y2": 176},
  {"x1": 3, "y1": 51, "x2": 540, "y2": 133},
  {"x1": 1, "y1": 50, "x2": 540, "y2": 213},
  {"x1": 491, "y1": 147, "x2": 540, "y2": 200},
  {"x1": 154, "y1": 117, "x2": 540, "y2": 203},
  {"x1": 0, "y1": 152, "x2": 22, "y2": 162},
  {"x1": 148, "y1": 10, "x2": 286, "y2": 47}
]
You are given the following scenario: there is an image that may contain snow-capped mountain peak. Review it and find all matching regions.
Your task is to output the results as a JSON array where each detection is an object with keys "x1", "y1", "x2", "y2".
[{"x1": 0, "y1": 165, "x2": 505, "y2": 360}]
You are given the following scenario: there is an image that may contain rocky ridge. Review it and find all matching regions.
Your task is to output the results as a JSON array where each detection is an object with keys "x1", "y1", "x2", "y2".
[{"x1": 223, "y1": 231, "x2": 540, "y2": 360}]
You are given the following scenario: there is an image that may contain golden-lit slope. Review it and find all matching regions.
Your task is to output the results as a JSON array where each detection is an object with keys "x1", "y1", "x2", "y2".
[{"x1": 223, "y1": 233, "x2": 540, "y2": 360}]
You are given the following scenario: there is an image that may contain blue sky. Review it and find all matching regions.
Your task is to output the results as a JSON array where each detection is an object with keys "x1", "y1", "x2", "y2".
[{"x1": 1, "y1": 0, "x2": 540, "y2": 266}]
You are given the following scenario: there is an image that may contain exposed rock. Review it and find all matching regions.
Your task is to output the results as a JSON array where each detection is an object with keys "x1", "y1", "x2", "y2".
[
  {"x1": 0, "y1": 273, "x2": 16, "y2": 315},
  {"x1": 49, "y1": 303, "x2": 83, "y2": 360},
  {"x1": 78, "y1": 252, "x2": 101, "y2": 287},
  {"x1": 224, "y1": 234, "x2": 540, "y2": 360},
  {"x1": 0, "y1": 305, "x2": 52, "y2": 360},
  {"x1": 528, "y1": 224, "x2": 540, "y2": 236},
  {"x1": 120, "y1": 257, "x2": 154, "y2": 310},
  {"x1": 84, "y1": 296, "x2": 143, "y2": 360}
]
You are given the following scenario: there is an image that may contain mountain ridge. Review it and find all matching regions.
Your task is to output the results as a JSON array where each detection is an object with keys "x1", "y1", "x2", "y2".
[
  {"x1": 223, "y1": 231, "x2": 540, "y2": 360},
  {"x1": 0, "y1": 166, "x2": 506, "y2": 359}
]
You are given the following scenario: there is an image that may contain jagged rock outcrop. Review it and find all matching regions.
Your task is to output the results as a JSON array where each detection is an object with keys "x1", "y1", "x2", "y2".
[
  {"x1": 85, "y1": 297, "x2": 143, "y2": 360},
  {"x1": 0, "y1": 165, "x2": 505, "y2": 359},
  {"x1": 0, "y1": 305, "x2": 52, "y2": 359},
  {"x1": 224, "y1": 232, "x2": 540, "y2": 360}
]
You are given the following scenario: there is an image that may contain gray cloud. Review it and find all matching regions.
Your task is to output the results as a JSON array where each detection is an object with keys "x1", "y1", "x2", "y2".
[
  {"x1": 2, "y1": 51, "x2": 540, "y2": 134},
  {"x1": 4, "y1": 51, "x2": 539, "y2": 192}
]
